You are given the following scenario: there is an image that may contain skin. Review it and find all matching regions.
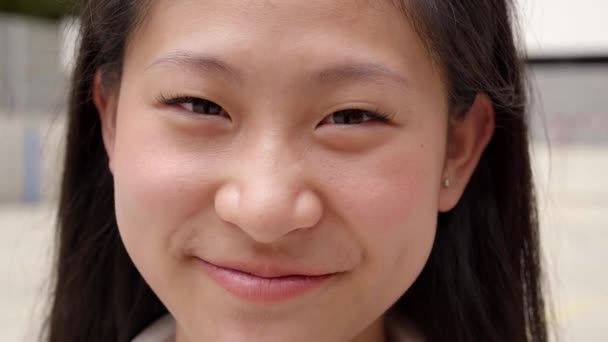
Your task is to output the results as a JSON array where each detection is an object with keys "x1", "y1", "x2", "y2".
[{"x1": 94, "y1": 0, "x2": 495, "y2": 341}]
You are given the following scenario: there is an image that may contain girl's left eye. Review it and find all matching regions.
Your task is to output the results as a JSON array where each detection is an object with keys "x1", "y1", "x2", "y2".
[{"x1": 322, "y1": 109, "x2": 390, "y2": 125}]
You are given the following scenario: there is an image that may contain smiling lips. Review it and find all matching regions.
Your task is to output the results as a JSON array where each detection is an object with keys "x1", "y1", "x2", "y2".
[{"x1": 198, "y1": 258, "x2": 338, "y2": 302}]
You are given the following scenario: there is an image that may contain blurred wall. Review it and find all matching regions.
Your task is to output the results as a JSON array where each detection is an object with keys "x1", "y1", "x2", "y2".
[
  {"x1": 528, "y1": 64, "x2": 608, "y2": 144},
  {"x1": 0, "y1": 115, "x2": 65, "y2": 203},
  {"x1": 0, "y1": 13, "x2": 68, "y2": 115},
  {"x1": 520, "y1": 0, "x2": 608, "y2": 57},
  {"x1": 0, "y1": 14, "x2": 68, "y2": 204}
]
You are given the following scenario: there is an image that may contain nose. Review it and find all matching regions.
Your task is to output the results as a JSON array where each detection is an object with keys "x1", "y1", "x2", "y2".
[{"x1": 214, "y1": 139, "x2": 323, "y2": 244}]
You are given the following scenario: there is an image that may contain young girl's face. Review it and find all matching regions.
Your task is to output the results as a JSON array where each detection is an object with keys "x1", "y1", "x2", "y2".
[{"x1": 98, "y1": 0, "x2": 457, "y2": 341}]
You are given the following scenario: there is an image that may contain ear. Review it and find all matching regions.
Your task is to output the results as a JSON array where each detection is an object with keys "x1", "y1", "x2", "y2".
[
  {"x1": 92, "y1": 69, "x2": 118, "y2": 174},
  {"x1": 438, "y1": 93, "x2": 495, "y2": 212}
]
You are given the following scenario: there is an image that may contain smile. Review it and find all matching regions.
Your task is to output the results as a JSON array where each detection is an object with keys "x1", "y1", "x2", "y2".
[{"x1": 197, "y1": 258, "x2": 337, "y2": 303}]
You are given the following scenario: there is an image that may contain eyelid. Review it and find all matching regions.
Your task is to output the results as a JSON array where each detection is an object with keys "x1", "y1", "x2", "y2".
[
  {"x1": 327, "y1": 99, "x2": 394, "y2": 115},
  {"x1": 157, "y1": 93, "x2": 223, "y2": 111},
  {"x1": 157, "y1": 94, "x2": 205, "y2": 106},
  {"x1": 329, "y1": 104, "x2": 396, "y2": 121}
]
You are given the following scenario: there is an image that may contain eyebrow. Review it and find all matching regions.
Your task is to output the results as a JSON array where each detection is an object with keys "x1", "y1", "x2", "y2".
[
  {"x1": 315, "y1": 62, "x2": 410, "y2": 88},
  {"x1": 146, "y1": 51, "x2": 410, "y2": 88},
  {"x1": 145, "y1": 51, "x2": 241, "y2": 81}
]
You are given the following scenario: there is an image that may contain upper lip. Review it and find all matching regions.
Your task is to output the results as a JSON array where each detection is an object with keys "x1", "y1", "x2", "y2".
[{"x1": 199, "y1": 258, "x2": 338, "y2": 278}]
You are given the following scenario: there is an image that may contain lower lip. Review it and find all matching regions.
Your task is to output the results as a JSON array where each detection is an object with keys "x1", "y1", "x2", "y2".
[{"x1": 198, "y1": 259, "x2": 335, "y2": 302}]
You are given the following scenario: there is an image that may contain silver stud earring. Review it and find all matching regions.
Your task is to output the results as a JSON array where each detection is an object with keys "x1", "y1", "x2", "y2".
[{"x1": 443, "y1": 178, "x2": 451, "y2": 188}]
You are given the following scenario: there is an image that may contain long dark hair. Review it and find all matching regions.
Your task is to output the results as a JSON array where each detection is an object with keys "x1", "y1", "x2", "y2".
[{"x1": 45, "y1": 0, "x2": 548, "y2": 341}]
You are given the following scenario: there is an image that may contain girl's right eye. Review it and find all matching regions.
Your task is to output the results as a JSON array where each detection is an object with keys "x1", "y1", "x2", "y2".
[{"x1": 159, "y1": 95, "x2": 228, "y2": 117}]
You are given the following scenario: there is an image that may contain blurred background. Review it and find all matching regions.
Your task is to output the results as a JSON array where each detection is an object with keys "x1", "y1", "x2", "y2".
[{"x1": 0, "y1": 0, "x2": 606, "y2": 341}]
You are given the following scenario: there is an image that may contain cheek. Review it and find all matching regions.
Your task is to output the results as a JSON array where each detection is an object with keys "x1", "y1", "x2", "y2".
[
  {"x1": 322, "y1": 140, "x2": 443, "y2": 285},
  {"x1": 110, "y1": 111, "x2": 221, "y2": 269},
  {"x1": 327, "y1": 143, "x2": 443, "y2": 234}
]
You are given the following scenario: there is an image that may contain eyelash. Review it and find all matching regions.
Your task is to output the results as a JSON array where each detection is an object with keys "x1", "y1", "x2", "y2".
[{"x1": 156, "y1": 94, "x2": 393, "y2": 124}]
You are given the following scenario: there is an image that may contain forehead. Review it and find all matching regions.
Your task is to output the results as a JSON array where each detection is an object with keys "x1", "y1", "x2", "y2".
[
  {"x1": 126, "y1": 0, "x2": 440, "y2": 94},
  {"x1": 133, "y1": 0, "x2": 418, "y2": 53},
  {"x1": 144, "y1": 0, "x2": 401, "y2": 25}
]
